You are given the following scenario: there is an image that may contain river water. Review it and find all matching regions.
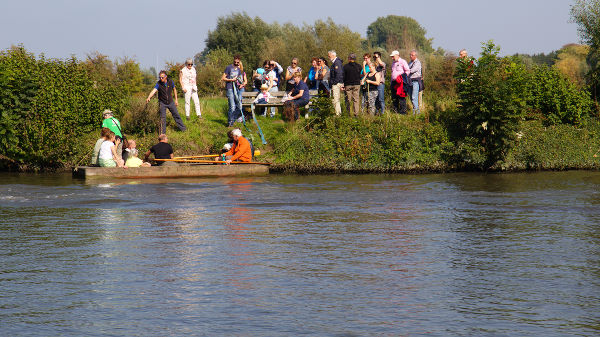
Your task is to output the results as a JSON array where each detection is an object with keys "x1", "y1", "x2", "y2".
[{"x1": 1, "y1": 171, "x2": 599, "y2": 336}]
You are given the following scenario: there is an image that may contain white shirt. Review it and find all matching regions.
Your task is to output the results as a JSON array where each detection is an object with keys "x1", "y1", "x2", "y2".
[
  {"x1": 180, "y1": 66, "x2": 197, "y2": 90},
  {"x1": 99, "y1": 141, "x2": 114, "y2": 160}
]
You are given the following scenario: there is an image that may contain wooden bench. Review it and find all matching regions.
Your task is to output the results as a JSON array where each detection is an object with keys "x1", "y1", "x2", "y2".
[{"x1": 241, "y1": 90, "x2": 319, "y2": 112}]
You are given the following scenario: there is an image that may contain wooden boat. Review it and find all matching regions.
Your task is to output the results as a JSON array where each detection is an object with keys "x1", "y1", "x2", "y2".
[{"x1": 73, "y1": 163, "x2": 269, "y2": 179}]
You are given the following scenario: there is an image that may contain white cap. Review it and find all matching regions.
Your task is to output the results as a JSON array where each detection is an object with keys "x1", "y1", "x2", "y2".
[
  {"x1": 223, "y1": 143, "x2": 232, "y2": 151},
  {"x1": 390, "y1": 50, "x2": 400, "y2": 57}
]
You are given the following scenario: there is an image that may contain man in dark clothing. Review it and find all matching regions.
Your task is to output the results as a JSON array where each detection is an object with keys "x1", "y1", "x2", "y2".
[
  {"x1": 328, "y1": 50, "x2": 344, "y2": 116},
  {"x1": 144, "y1": 134, "x2": 176, "y2": 166},
  {"x1": 343, "y1": 53, "x2": 363, "y2": 116},
  {"x1": 284, "y1": 72, "x2": 311, "y2": 121},
  {"x1": 146, "y1": 71, "x2": 186, "y2": 133}
]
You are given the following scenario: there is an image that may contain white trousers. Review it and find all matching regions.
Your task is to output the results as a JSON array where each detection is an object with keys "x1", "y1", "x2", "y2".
[{"x1": 184, "y1": 87, "x2": 201, "y2": 116}]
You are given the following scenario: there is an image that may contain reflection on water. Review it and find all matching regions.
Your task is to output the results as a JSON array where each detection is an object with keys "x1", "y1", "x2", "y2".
[{"x1": 1, "y1": 171, "x2": 599, "y2": 335}]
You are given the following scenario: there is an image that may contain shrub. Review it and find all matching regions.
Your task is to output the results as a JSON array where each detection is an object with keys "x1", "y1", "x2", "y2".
[
  {"x1": 453, "y1": 41, "x2": 527, "y2": 168},
  {"x1": 0, "y1": 46, "x2": 127, "y2": 169}
]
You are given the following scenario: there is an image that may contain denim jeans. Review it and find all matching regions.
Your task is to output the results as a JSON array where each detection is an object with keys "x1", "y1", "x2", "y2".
[
  {"x1": 376, "y1": 83, "x2": 385, "y2": 115},
  {"x1": 411, "y1": 80, "x2": 420, "y2": 114},
  {"x1": 226, "y1": 88, "x2": 242, "y2": 125},
  {"x1": 269, "y1": 87, "x2": 278, "y2": 117}
]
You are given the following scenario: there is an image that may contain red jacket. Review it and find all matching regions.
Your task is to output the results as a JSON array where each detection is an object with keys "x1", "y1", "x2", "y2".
[{"x1": 395, "y1": 76, "x2": 406, "y2": 97}]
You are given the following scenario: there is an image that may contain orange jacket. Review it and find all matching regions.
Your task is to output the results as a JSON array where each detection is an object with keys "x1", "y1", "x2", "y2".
[{"x1": 225, "y1": 136, "x2": 252, "y2": 162}]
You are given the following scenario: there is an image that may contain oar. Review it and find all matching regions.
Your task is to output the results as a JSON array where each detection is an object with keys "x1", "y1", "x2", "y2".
[
  {"x1": 155, "y1": 158, "x2": 270, "y2": 165},
  {"x1": 251, "y1": 103, "x2": 268, "y2": 145},
  {"x1": 172, "y1": 154, "x2": 220, "y2": 159}
]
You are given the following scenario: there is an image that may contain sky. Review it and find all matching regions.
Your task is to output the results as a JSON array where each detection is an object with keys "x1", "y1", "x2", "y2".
[{"x1": 1, "y1": 0, "x2": 580, "y2": 69}]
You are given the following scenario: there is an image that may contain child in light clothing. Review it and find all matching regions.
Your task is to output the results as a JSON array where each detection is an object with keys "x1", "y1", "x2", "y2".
[{"x1": 253, "y1": 84, "x2": 271, "y2": 104}]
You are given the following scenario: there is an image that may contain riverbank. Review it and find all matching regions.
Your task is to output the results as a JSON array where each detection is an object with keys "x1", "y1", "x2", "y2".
[{"x1": 5, "y1": 96, "x2": 600, "y2": 173}]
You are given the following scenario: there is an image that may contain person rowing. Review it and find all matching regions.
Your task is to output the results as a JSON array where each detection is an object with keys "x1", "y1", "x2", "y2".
[{"x1": 215, "y1": 128, "x2": 252, "y2": 165}]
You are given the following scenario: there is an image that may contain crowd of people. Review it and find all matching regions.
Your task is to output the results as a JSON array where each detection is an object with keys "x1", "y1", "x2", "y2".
[
  {"x1": 91, "y1": 49, "x2": 469, "y2": 167},
  {"x1": 220, "y1": 49, "x2": 426, "y2": 123}
]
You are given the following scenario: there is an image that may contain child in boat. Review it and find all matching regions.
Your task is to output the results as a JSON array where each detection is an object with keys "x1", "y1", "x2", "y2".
[
  {"x1": 98, "y1": 131, "x2": 125, "y2": 167},
  {"x1": 125, "y1": 148, "x2": 151, "y2": 168}
]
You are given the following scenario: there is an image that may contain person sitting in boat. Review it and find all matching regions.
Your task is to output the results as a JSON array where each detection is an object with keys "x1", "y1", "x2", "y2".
[
  {"x1": 144, "y1": 134, "x2": 177, "y2": 166},
  {"x1": 98, "y1": 131, "x2": 125, "y2": 168},
  {"x1": 125, "y1": 148, "x2": 151, "y2": 168},
  {"x1": 91, "y1": 127, "x2": 111, "y2": 166},
  {"x1": 217, "y1": 128, "x2": 252, "y2": 165},
  {"x1": 122, "y1": 139, "x2": 137, "y2": 162}
]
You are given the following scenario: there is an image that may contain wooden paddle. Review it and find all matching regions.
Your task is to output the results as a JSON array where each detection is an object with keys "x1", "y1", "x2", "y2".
[
  {"x1": 154, "y1": 158, "x2": 270, "y2": 165},
  {"x1": 172, "y1": 154, "x2": 220, "y2": 159}
]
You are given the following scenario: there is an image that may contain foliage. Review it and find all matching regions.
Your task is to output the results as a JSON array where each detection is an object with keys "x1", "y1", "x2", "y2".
[
  {"x1": 571, "y1": 0, "x2": 600, "y2": 98},
  {"x1": 553, "y1": 44, "x2": 590, "y2": 86},
  {"x1": 0, "y1": 46, "x2": 126, "y2": 170},
  {"x1": 513, "y1": 50, "x2": 559, "y2": 67},
  {"x1": 115, "y1": 56, "x2": 146, "y2": 94},
  {"x1": 272, "y1": 114, "x2": 452, "y2": 172},
  {"x1": 366, "y1": 15, "x2": 433, "y2": 53},
  {"x1": 120, "y1": 94, "x2": 159, "y2": 135},
  {"x1": 505, "y1": 119, "x2": 600, "y2": 170},
  {"x1": 200, "y1": 12, "x2": 279, "y2": 69},
  {"x1": 196, "y1": 48, "x2": 233, "y2": 96},
  {"x1": 453, "y1": 41, "x2": 527, "y2": 168},
  {"x1": 525, "y1": 64, "x2": 594, "y2": 125}
]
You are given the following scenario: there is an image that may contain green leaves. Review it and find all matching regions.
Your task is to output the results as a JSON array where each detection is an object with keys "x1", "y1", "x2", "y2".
[{"x1": 0, "y1": 46, "x2": 127, "y2": 169}]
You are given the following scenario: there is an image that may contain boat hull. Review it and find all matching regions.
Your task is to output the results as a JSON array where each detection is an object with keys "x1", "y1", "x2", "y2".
[{"x1": 73, "y1": 164, "x2": 269, "y2": 179}]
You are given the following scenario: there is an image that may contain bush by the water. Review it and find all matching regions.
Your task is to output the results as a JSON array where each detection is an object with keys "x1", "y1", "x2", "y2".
[{"x1": 0, "y1": 46, "x2": 127, "y2": 169}]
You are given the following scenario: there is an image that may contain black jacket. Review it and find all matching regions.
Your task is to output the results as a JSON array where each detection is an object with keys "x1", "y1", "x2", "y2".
[
  {"x1": 330, "y1": 58, "x2": 344, "y2": 85},
  {"x1": 343, "y1": 62, "x2": 362, "y2": 86}
]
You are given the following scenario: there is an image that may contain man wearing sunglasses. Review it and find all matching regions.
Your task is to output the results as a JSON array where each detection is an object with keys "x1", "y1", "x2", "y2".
[
  {"x1": 146, "y1": 70, "x2": 186, "y2": 133},
  {"x1": 222, "y1": 55, "x2": 243, "y2": 127}
]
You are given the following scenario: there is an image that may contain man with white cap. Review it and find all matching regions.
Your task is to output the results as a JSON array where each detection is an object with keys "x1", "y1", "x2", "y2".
[
  {"x1": 179, "y1": 58, "x2": 202, "y2": 121},
  {"x1": 389, "y1": 50, "x2": 410, "y2": 114}
]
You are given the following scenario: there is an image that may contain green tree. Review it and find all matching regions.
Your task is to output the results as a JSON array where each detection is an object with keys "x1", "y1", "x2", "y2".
[
  {"x1": 366, "y1": 15, "x2": 433, "y2": 53},
  {"x1": 200, "y1": 12, "x2": 279, "y2": 68},
  {"x1": 115, "y1": 56, "x2": 145, "y2": 94},
  {"x1": 453, "y1": 41, "x2": 527, "y2": 168},
  {"x1": 571, "y1": 0, "x2": 600, "y2": 99}
]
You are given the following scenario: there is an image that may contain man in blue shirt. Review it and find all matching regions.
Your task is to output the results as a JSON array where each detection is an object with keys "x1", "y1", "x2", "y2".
[
  {"x1": 284, "y1": 72, "x2": 311, "y2": 121},
  {"x1": 221, "y1": 55, "x2": 243, "y2": 127},
  {"x1": 146, "y1": 71, "x2": 186, "y2": 133}
]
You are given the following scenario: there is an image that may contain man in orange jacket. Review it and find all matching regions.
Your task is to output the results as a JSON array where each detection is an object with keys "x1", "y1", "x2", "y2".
[{"x1": 220, "y1": 129, "x2": 252, "y2": 164}]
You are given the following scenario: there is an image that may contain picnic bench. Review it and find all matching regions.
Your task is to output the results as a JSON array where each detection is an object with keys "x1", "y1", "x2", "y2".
[{"x1": 241, "y1": 90, "x2": 319, "y2": 113}]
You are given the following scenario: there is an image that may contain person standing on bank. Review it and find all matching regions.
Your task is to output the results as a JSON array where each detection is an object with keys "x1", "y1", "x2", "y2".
[
  {"x1": 285, "y1": 57, "x2": 302, "y2": 92},
  {"x1": 179, "y1": 58, "x2": 201, "y2": 121},
  {"x1": 221, "y1": 55, "x2": 243, "y2": 126},
  {"x1": 328, "y1": 50, "x2": 344, "y2": 116},
  {"x1": 146, "y1": 70, "x2": 186, "y2": 133},
  {"x1": 343, "y1": 53, "x2": 363, "y2": 117},
  {"x1": 373, "y1": 51, "x2": 386, "y2": 114},
  {"x1": 408, "y1": 50, "x2": 423, "y2": 115},
  {"x1": 389, "y1": 50, "x2": 410, "y2": 114}
]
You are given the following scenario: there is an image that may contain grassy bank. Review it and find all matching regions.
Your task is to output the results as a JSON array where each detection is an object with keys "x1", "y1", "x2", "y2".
[{"x1": 66, "y1": 96, "x2": 600, "y2": 173}]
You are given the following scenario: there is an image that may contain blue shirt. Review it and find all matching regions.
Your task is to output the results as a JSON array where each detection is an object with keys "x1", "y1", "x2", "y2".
[
  {"x1": 292, "y1": 80, "x2": 310, "y2": 101},
  {"x1": 223, "y1": 64, "x2": 241, "y2": 90}
]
